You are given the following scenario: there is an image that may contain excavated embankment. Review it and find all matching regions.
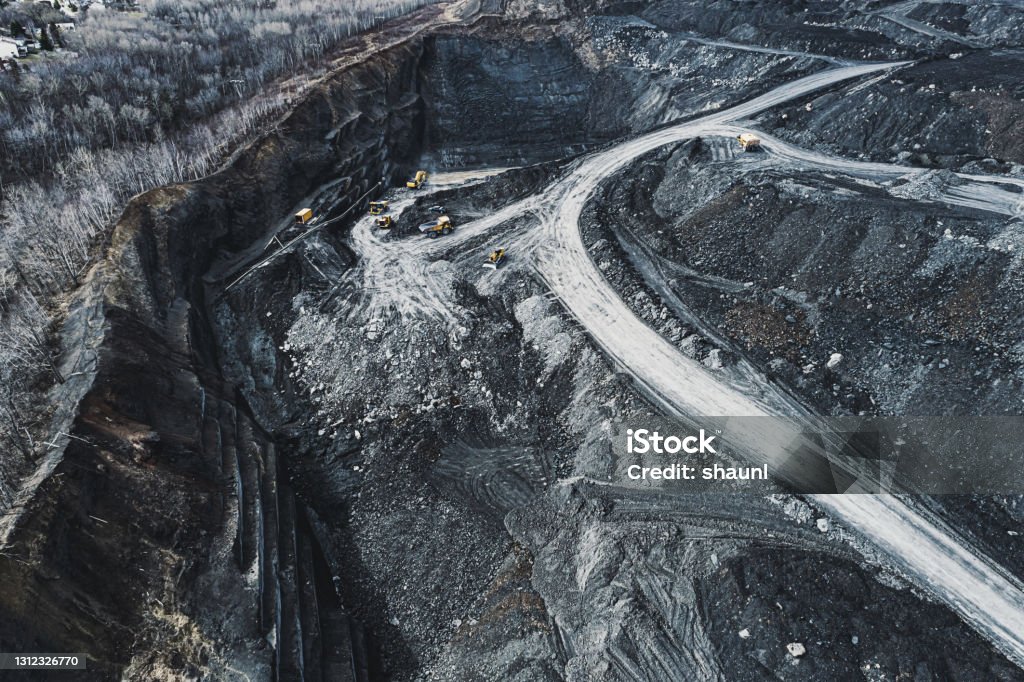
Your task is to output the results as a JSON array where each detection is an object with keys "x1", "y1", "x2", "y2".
[
  {"x1": 0, "y1": 6, "x2": 665, "y2": 678},
  {"x1": 0, "y1": 24, "x2": 432, "y2": 681}
]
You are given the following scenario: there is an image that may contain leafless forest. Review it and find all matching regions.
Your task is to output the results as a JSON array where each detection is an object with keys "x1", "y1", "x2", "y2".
[{"x1": 0, "y1": 0, "x2": 435, "y2": 507}]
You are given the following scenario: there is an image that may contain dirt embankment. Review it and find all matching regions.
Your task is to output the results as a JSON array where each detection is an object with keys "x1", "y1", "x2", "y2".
[
  {"x1": 760, "y1": 51, "x2": 1024, "y2": 169},
  {"x1": 0, "y1": 24, "x2": 432, "y2": 681},
  {"x1": 1, "y1": 1, "x2": 687, "y2": 673},
  {"x1": 0, "y1": 7, "x2": 681, "y2": 676}
]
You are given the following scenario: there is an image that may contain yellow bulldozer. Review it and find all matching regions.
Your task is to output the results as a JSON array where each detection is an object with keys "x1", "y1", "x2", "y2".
[
  {"x1": 375, "y1": 215, "x2": 393, "y2": 229},
  {"x1": 483, "y1": 248, "x2": 507, "y2": 269},
  {"x1": 406, "y1": 170, "x2": 428, "y2": 189}
]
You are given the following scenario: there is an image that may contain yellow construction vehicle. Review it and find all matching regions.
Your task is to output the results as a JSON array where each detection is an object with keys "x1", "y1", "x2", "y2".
[
  {"x1": 295, "y1": 208, "x2": 314, "y2": 224},
  {"x1": 737, "y1": 133, "x2": 761, "y2": 152},
  {"x1": 369, "y1": 200, "x2": 388, "y2": 215},
  {"x1": 375, "y1": 215, "x2": 393, "y2": 229},
  {"x1": 483, "y1": 248, "x2": 507, "y2": 269},
  {"x1": 406, "y1": 170, "x2": 428, "y2": 189},
  {"x1": 418, "y1": 215, "x2": 453, "y2": 238}
]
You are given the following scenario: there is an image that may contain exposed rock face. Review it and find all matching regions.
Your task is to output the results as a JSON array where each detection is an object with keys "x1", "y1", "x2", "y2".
[
  {"x1": 0, "y1": 296, "x2": 274, "y2": 680},
  {"x1": 0, "y1": 33, "x2": 429, "y2": 680},
  {"x1": 419, "y1": 15, "x2": 828, "y2": 167},
  {"x1": 420, "y1": 34, "x2": 598, "y2": 166},
  {"x1": 761, "y1": 51, "x2": 1024, "y2": 168}
]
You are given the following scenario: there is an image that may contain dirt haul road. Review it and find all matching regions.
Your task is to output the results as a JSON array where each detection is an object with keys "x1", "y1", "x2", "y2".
[
  {"x1": 350, "y1": 62, "x2": 1024, "y2": 667},
  {"x1": 532, "y1": 63, "x2": 1024, "y2": 668},
  {"x1": 703, "y1": 124, "x2": 1024, "y2": 217}
]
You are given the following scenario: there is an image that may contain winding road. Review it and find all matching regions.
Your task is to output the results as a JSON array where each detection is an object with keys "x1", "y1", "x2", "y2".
[{"x1": 348, "y1": 61, "x2": 1024, "y2": 667}]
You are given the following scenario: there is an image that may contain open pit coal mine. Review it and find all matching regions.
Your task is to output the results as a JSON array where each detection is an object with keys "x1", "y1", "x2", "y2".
[{"x1": 5, "y1": 0, "x2": 1024, "y2": 680}]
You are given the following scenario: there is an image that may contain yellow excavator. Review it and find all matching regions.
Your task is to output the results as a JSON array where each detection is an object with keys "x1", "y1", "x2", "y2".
[
  {"x1": 406, "y1": 170, "x2": 428, "y2": 189},
  {"x1": 369, "y1": 201, "x2": 388, "y2": 215},
  {"x1": 419, "y1": 215, "x2": 453, "y2": 238},
  {"x1": 375, "y1": 215, "x2": 393, "y2": 229},
  {"x1": 483, "y1": 248, "x2": 507, "y2": 269}
]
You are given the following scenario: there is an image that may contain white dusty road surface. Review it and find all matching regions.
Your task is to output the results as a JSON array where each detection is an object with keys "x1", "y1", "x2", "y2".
[
  {"x1": 347, "y1": 62, "x2": 1024, "y2": 667},
  {"x1": 705, "y1": 124, "x2": 1024, "y2": 218}
]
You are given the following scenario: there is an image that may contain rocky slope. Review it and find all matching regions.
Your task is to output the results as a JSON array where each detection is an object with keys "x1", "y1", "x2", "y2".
[{"x1": 0, "y1": 18, "x2": 431, "y2": 680}]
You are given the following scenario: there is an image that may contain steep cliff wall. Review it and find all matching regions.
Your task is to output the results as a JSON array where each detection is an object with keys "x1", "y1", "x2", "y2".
[{"x1": 0, "y1": 33, "x2": 428, "y2": 681}]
